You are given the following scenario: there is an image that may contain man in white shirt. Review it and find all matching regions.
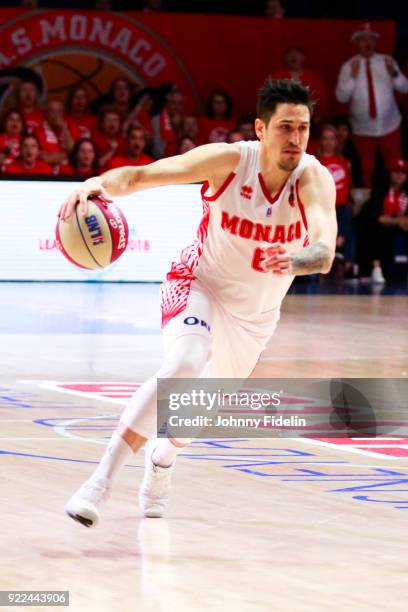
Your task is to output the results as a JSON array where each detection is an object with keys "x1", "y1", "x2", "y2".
[{"x1": 335, "y1": 22, "x2": 408, "y2": 186}]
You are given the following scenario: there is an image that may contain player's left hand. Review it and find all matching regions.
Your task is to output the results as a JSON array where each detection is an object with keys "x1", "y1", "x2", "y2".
[
  {"x1": 262, "y1": 245, "x2": 292, "y2": 275},
  {"x1": 384, "y1": 55, "x2": 397, "y2": 76}
]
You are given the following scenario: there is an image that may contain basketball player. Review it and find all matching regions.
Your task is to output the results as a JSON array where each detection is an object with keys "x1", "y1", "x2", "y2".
[{"x1": 59, "y1": 79, "x2": 336, "y2": 526}]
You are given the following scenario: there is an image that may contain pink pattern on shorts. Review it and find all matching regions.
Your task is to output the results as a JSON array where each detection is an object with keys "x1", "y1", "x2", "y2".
[{"x1": 161, "y1": 196, "x2": 210, "y2": 327}]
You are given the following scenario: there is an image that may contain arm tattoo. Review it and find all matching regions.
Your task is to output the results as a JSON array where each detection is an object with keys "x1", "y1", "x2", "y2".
[{"x1": 290, "y1": 241, "x2": 332, "y2": 275}]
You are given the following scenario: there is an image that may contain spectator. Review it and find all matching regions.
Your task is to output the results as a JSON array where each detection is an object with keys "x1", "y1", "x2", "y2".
[
  {"x1": 17, "y1": 79, "x2": 45, "y2": 133},
  {"x1": 59, "y1": 138, "x2": 100, "y2": 178},
  {"x1": 2, "y1": 134, "x2": 52, "y2": 175},
  {"x1": 124, "y1": 94, "x2": 153, "y2": 136},
  {"x1": 335, "y1": 23, "x2": 408, "y2": 187},
  {"x1": 92, "y1": 106, "x2": 126, "y2": 167},
  {"x1": 236, "y1": 116, "x2": 256, "y2": 141},
  {"x1": 123, "y1": 83, "x2": 174, "y2": 137},
  {"x1": 200, "y1": 90, "x2": 236, "y2": 144},
  {"x1": 317, "y1": 124, "x2": 354, "y2": 276},
  {"x1": 0, "y1": 110, "x2": 25, "y2": 168},
  {"x1": 270, "y1": 48, "x2": 329, "y2": 121},
  {"x1": 372, "y1": 159, "x2": 408, "y2": 282},
  {"x1": 181, "y1": 115, "x2": 201, "y2": 145},
  {"x1": 227, "y1": 130, "x2": 244, "y2": 143},
  {"x1": 332, "y1": 116, "x2": 363, "y2": 187},
  {"x1": 142, "y1": 0, "x2": 161, "y2": 10},
  {"x1": 109, "y1": 77, "x2": 137, "y2": 116},
  {"x1": 103, "y1": 126, "x2": 153, "y2": 170},
  {"x1": 92, "y1": 76, "x2": 138, "y2": 116},
  {"x1": 264, "y1": 0, "x2": 285, "y2": 18},
  {"x1": 151, "y1": 89, "x2": 185, "y2": 158},
  {"x1": 65, "y1": 87, "x2": 97, "y2": 139},
  {"x1": 178, "y1": 137, "x2": 196, "y2": 154},
  {"x1": 168, "y1": 109, "x2": 184, "y2": 140},
  {"x1": 35, "y1": 99, "x2": 75, "y2": 168}
]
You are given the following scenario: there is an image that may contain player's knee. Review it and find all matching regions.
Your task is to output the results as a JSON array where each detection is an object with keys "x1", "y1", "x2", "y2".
[
  {"x1": 175, "y1": 356, "x2": 202, "y2": 378},
  {"x1": 160, "y1": 337, "x2": 210, "y2": 378},
  {"x1": 158, "y1": 358, "x2": 198, "y2": 379}
]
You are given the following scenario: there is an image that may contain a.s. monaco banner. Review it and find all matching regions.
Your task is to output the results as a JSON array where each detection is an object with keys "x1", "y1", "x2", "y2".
[{"x1": 0, "y1": 9, "x2": 395, "y2": 116}]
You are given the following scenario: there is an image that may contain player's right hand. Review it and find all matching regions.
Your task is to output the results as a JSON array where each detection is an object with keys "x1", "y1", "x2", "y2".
[
  {"x1": 262, "y1": 244, "x2": 291, "y2": 274},
  {"x1": 58, "y1": 177, "x2": 113, "y2": 221}
]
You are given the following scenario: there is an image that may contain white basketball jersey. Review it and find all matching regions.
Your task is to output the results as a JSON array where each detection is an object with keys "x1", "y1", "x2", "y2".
[{"x1": 161, "y1": 141, "x2": 322, "y2": 326}]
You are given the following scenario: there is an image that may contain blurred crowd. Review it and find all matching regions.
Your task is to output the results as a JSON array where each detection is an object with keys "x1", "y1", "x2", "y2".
[
  {"x1": 12, "y1": 0, "x2": 408, "y2": 21},
  {"x1": 0, "y1": 21, "x2": 407, "y2": 283}
]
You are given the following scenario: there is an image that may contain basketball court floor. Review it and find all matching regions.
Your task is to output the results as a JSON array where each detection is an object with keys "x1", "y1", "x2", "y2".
[{"x1": 1, "y1": 280, "x2": 408, "y2": 612}]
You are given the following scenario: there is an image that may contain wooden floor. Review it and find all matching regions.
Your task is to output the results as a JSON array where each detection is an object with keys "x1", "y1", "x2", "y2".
[{"x1": 1, "y1": 283, "x2": 408, "y2": 612}]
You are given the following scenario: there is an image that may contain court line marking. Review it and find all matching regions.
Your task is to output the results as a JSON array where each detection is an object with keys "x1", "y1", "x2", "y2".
[
  {"x1": 299, "y1": 437, "x2": 408, "y2": 460},
  {"x1": 49, "y1": 416, "x2": 408, "y2": 470},
  {"x1": 5, "y1": 410, "x2": 408, "y2": 472},
  {"x1": 17, "y1": 380, "x2": 408, "y2": 461},
  {"x1": 0, "y1": 437, "x2": 81, "y2": 440},
  {"x1": 260, "y1": 355, "x2": 408, "y2": 362},
  {"x1": 54, "y1": 415, "x2": 119, "y2": 445}
]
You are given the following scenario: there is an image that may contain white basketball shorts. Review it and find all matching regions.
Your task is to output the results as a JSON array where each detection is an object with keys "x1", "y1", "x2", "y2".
[{"x1": 162, "y1": 279, "x2": 280, "y2": 379}]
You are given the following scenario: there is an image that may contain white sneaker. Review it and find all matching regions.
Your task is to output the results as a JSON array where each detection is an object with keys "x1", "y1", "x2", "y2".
[
  {"x1": 371, "y1": 267, "x2": 385, "y2": 284},
  {"x1": 64, "y1": 477, "x2": 111, "y2": 528},
  {"x1": 139, "y1": 439, "x2": 175, "y2": 518}
]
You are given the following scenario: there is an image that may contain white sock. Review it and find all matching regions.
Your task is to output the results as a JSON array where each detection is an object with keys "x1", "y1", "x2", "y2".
[
  {"x1": 92, "y1": 431, "x2": 134, "y2": 481},
  {"x1": 152, "y1": 438, "x2": 185, "y2": 468}
]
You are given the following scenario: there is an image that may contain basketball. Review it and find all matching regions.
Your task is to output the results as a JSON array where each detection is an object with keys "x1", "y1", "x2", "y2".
[{"x1": 56, "y1": 197, "x2": 129, "y2": 269}]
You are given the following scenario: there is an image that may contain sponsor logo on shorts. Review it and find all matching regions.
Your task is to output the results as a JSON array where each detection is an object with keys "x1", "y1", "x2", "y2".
[{"x1": 183, "y1": 316, "x2": 211, "y2": 332}]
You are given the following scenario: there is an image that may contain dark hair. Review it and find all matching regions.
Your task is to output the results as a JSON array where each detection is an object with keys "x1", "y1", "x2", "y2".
[
  {"x1": 256, "y1": 78, "x2": 315, "y2": 124},
  {"x1": 19, "y1": 78, "x2": 41, "y2": 93},
  {"x1": 319, "y1": 123, "x2": 337, "y2": 137},
  {"x1": 126, "y1": 123, "x2": 146, "y2": 139},
  {"x1": 65, "y1": 86, "x2": 90, "y2": 115},
  {"x1": 69, "y1": 138, "x2": 99, "y2": 173},
  {"x1": 109, "y1": 77, "x2": 133, "y2": 98},
  {"x1": 237, "y1": 114, "x2": 255, "y2": 128},
  {"x1": 97, "y1": 105, "x2": 123, "y2": 131},
  {"x1": 21, "y1": 133, "x2": 40, "y2": 147},
  {"x1": 19, "y1": 133, "x2": 41, "y2": 160},
  {"x1": 206, "y1": 90, "x2": 233, "y2": 119},
  {"x1": 0, "y1": 109, "x2": 26, "y2": 133},
  {"x1": 332, "y1": 116, "x2": 351, "y2": 130}
]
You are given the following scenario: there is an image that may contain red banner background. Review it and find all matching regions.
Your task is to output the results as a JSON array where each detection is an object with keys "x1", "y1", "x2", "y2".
[{"x1": 0, "y1": 9, "x2": 396, "y2": 117}]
